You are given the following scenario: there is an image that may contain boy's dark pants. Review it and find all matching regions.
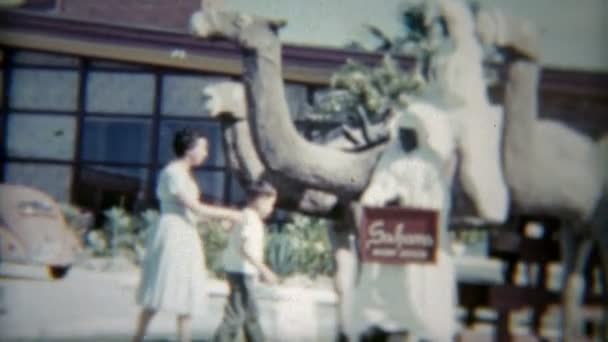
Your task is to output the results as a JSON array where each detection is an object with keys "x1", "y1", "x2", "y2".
[{"x1": 213, "y1": 272, "x2": 265, "y2": 342}]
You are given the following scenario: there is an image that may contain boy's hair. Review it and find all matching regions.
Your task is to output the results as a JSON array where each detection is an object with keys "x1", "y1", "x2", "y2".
[{"x1": 246, "y1": 180, "x2": 277, "y2": 201}]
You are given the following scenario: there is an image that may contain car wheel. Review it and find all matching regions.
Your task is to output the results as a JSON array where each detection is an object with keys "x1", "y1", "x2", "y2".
[{"x1": 48, "y1": 265, "x2": 70, "y2": 279}]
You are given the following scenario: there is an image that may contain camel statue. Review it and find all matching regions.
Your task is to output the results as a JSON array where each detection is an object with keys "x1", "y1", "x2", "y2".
[
  {"x1": 476, "y1": 7, "x2": 608, "y2": 340},
  {"x1": 203, "y1": 79, "x2": 459, "y2": 340},
  {"x1": 190, "y1": 0, "x2": 512, "y2": 339}
]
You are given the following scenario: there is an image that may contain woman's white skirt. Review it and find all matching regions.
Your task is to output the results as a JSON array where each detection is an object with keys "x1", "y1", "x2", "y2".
[{"x1": 136, "y1": 214, "x2": 208, "y2": 316}]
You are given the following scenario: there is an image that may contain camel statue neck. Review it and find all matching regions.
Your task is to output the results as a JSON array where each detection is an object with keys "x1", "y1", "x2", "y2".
[{"x1": 503, "y1": 59, "x2": 538, "y2": 144}]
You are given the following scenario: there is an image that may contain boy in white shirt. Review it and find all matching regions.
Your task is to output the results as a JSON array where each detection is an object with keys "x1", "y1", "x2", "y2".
[{"x1": 213, "y1": 181, "x2": 278, "y2": 342}]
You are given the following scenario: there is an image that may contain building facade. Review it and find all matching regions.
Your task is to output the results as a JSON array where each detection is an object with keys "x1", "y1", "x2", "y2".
[{"x1": 1, "y1": 0, "x2": 606, "y2": 221}]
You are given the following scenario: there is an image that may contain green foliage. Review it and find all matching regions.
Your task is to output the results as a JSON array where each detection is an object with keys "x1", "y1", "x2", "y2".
[
  {"x1": 59, "y1": 202, "x2": 93, "y2": 242},
  {"x1": 59, "y1": 202, "x2": 89, "y2": 230},
  {"x1": 452, "y1": 227, "x2": 488, "y2": 245},
  {"x1": 71, "y1": 205, "x2": 334, "y2": 280},
  {"x1": 362, "y1": 1, "x2": 500, "y2": 85},
  {"x1": 402, "y1": 4, "x2": 429, "y2": 43},
  {"x1": 265, "y1": 230, "x2": 299, "y2": 276},
  {"x1": 102, "y1": 207, "x2": 154, "y2": 264},
  {"x1": 84, "y1": 229, "x2": 110, "y2": 257},
  {"x1": 72, "y1": 206, "x2": 156, "y2": 263},
  {"x1": 199, "y1": 213, "x2": 335, "y2": 279},
  {"x1": 317, "y1": 55, "x2": 421, "y2": 122},
  {"x1": 355, "y1": 2, "x2": 447, "y2": 58},
  {"x1": 318, "y1": 4, "x2": 453, "y2": 125},
  {"x1": 197, "y1": 220, "x2": 230, "y2": 278},
  {"x1": 266, "y1": 214, "x2": 334, "y2": 278}
]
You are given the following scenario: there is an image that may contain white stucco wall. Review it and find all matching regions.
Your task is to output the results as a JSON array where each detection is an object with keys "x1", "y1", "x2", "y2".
[{"x1": 225, "y1": 0, "x2": 608, "y2": 72}]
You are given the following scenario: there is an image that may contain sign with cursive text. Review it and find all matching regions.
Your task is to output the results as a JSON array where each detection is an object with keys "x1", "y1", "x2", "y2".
[{"x1": 358, "y1": 206, "x2": 439, "y2": 264}]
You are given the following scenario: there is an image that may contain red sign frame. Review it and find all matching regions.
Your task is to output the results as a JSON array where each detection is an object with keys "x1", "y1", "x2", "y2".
[{"x1": 358, "y1": 206, "x2": 439, "y2": 264}]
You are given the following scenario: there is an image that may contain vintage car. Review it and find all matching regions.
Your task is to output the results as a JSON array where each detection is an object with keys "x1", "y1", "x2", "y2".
[{"x1": 0, "y1": 184, "x2": 82, "y2": 279}]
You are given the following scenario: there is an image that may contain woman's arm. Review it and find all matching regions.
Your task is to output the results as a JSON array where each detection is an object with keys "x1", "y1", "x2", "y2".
[
  {"x1": 175, "y1": 191, "x2": 243, "y2": 223},
  {"x1": 200, "y1": 202, "x2": 243, "y2": 223}
]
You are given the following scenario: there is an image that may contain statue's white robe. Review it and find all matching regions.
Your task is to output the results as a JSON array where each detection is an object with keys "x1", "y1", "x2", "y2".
[{"x1": 351, "y1": 141, "x2": 457, "y2": 341}]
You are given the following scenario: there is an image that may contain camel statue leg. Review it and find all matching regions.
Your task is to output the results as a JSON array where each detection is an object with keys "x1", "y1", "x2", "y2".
[
  {"x1": 599, "y1": 241, "x2": 608, "y2": 340},
  {"x1": 560, "y1": 225, "x2": 593, "y2": 341},
  {"x1": 591, "y1": 195, "x2": 608, "y2": 340},
  {"x1": 596, "y1": 236, "x2": 608, "y2": 341}
]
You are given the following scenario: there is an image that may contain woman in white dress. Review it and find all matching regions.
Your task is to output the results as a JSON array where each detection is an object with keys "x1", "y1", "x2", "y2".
[{"x1": 133, "y1": 128, "x2": 242, "y2": 342}]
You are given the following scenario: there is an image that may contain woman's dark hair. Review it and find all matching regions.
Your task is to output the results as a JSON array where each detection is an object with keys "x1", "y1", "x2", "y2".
[
  {"x1": 246, "y1": 180, "x2": 277, "y2": 201},
  {"x1": 173, "y1": 128, "x2": 202, "y2": 157}
]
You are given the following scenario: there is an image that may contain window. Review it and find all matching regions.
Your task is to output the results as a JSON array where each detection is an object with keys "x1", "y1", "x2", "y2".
[
  {"x1": 161, "y1": 74, "x2": 229, "y2": 117},
  {"x1": 75, "y1": 166, "x2": 148, "y2": 224},
  {"x1": 2, "y1": 51, "x2": 78, "y2": 203},
  {"x1": 4, "y1": 162, "x2": 73, "y2": 203},
  {"x1": 6, "y1": 113, "x2": 76, "y2": 160},
  {"x1": 0, "y1": 68, "x2": 4, "y2": 108},
  {"x1": 10, "y1": 69, "x2": 79, "y2": 111},
  {"x1": 85, "y1": 166, "x2": 148, "y2": 185},
  {"x1": 0, "y1": 48, "x2": 323, "y2": 223},
  {"x1": 194, "y1": 169, "x2": 225, "y2": 203},
  {"x1": 81, "y1": 117, "x2": 151, "y2": 164},
  {"x1": 285, "y1": 82, "x2": 310, "y2": 120},
  {"x1": 86, "y1": 72, "x2": 155, "y2": 114},
  {"x1": 229, "y1": 175, "x2": 247, "y2": 205}
]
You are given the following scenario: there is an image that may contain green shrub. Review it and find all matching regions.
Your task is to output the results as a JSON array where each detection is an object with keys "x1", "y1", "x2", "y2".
[
  {"x1": 265, "y1": 230, "x2": 298, "y2": 276},
  {"x1": 266, "y1": 214, "x2": 334, "y2": 278},
  {"x1": 316, "y1": 55, "x2": 420, "y2": 123},
  {"x1": 197, "y1": 220, "x2": 230, "y2": 278},
  {"x1": 100, "y1": 207, "x2": 157, "y2": 264},
  {"x1": 70, "y1": 205, "x2": 335, "y2": 279}
]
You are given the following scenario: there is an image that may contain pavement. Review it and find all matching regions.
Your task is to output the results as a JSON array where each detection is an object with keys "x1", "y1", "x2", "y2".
[
  {"x1": 0, "y1": 255, "x2": 590, "y2": 341},
  {"x1": 0, "y1": 260, "x2": 337, "y2": 342}
]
